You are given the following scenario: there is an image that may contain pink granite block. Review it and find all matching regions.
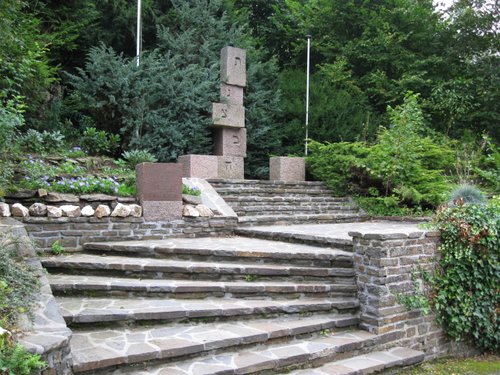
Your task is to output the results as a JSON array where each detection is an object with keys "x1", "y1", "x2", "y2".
[
  {"x1": 178, "y1": 155, "x2": 219, "y2": 179},
  {"x1": 269, "y1": 157, "x2": 305, "y2": 181},
  {"x1": 141, "y1": 201, "x2": 182, "y2": 221},
  {"x1": 136, "y1": 163, "x2": 182, "y2": 202},
  {"x1": 218, "y1": 156, "x2": 244, "y2": 179},
  {"x1": 214, "y1": 128, "x2": 247, "y2": 157}
]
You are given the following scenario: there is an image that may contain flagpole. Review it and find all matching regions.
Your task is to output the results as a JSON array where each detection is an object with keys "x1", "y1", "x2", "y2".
[
  {"x1": 136, "y1": 0, "x2": 142, "y2": 67},
  {"x1": 305, "y1": 35, "x2": 311, "y2": 156}
]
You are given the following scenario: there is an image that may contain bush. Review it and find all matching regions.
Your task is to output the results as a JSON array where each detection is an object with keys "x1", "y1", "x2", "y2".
[
  {"x1": 80, "y1": 127, "x2": 120, "y2": 156},
  {"x1": 0, "y1": 342, "x2": 46, "y2": 375},
  {"x1": 431, "y1": 202, "x2": 499, "y2": 351},
  {"x1": 307, "y1": 93, "x2": 455, "y2": 212},
  {"x1": 121, "y1": 150, "x2": 157, "y2": 170},
  {"x1": 448, "y1": 184, "x2": 487, "y2": 206},
  {"x1": 20, "y1": 129, "x2": 65, "y2": 155}
]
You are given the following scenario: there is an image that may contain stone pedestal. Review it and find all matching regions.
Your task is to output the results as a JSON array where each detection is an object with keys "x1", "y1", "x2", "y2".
[
  {"x1": 218, "y1": 156, "x2": 244, "y2": 179},
  {"x1": 214, "y1": 128, "x2": 247, "y2": 157},
  {"x1": 221, "y1": 46, "x2": 246, "y2": 87},
  {"x1": 269, "y1": 157, "x2": 305, "y2": 181},
  {"x1": 179, "y1": 155, "x2": 219, "y2": 179},
  {"x1": 212, "y1": 103, "x2": 245, "y2": 128},
  {"x1": 136, "y1": 163, "x2": 182, "y2": 220}
]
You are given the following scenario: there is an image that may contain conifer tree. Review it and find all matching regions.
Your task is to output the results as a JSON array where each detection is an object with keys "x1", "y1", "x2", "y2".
[{"x1": 68, "y1": 0, "x2": 282, "y2": 177}]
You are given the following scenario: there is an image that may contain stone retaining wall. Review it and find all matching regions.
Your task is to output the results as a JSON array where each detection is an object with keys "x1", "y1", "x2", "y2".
[
  {"x1": 0, "y1": 218, "x2": 73, "y2": 375},
  {"x1": 350, "y1": 229, "x2": 475, "y2": 359},
  {"x1": 22, "y1": 216, "x2": 238, "y2": 252}
]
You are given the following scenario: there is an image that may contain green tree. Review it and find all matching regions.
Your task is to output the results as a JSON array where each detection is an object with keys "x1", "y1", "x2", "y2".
[{"x1": 68, "y1": 0, "x2": 282, "y2": 177}]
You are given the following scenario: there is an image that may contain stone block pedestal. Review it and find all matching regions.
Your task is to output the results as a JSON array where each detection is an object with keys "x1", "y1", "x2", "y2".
[
  {"x1": 179, "y1": 155, "x2": 219, "y2": 179},
  {"x1": 269, "y1": 157, "x2": 305, "y2": 181},
  {"x1": 218, "y1": 156, "x2": 244, "y2": 179},
  {"x1": 136, "y1": 163, "x2": 182, "y2": 220},
  {"x1": 214, "y1": 128, "x2": 247, "y2": 157}
]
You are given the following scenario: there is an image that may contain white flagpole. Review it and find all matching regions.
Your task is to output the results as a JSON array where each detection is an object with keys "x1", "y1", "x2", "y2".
[
  {"x1": 305, "y1": 35, "x2": 311, "y2": 155},
  {"x1": 136, "y1": 0, "x2": 142, "y2": 67}
]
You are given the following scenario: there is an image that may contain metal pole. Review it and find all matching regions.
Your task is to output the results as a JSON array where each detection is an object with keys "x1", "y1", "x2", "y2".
[
  {"x1": 305, "y1": 35, "x2": 311, "y2": 156},
  {"x1": 136, "y1": 0, "x2": 142, "y2": 67}
]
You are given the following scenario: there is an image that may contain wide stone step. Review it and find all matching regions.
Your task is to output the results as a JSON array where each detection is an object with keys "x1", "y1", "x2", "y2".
[
  {"x1": 224, "y1": 196, "x2": 349, "y2": 204},
  {"x1": 99, "y1": 329, "x2": 378, "y2": 375},
  {"x1": 289, "y1": 347, "x2": 425, "y2": 374},
  {"x1": 48, "y1": 275, "x2": 359, "y2": 299},
  {"x1": 71, "y1": 314, "x2": 360, "y2": 374},
  {"x1": 42, "y1": 254, "x2": 354, "y2": 281},
  {"x1": 207, "y1": 179, "x2": 328, "y2": 188},
  {"x1": 237, "y1": 213, "x2": 367, "y2": 227},
  {"x1": 83, "y1": 237, "x2": 353, "y2": 268},
  {"x1": 234, "y1": 207, "x2": 360, "y2": 217},
  {"x1": 236, "y1": 225, "x2": 355, "y2": 250},
  {"x1": 58, "y1": 296, "x2": 359, "y2": 325},
  {"x1": 215, "y1": 188, "x2": 334, "y2": 196}
]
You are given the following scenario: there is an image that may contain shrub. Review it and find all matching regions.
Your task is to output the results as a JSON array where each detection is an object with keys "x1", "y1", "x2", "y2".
[
  {"x1": 448, "y1": 184, "x2": 487, "y2": 206},
  {"x1": 80, "y1": 127, "x2": 120, "y2": 156},
  {"x1": 121, "y1": 150, "x2": 157, "y2": 170},
  {"x1": 0, "y1": 342, "x2": 46, "y2": 375},
  {"x1": 20, "y1": 129, "x2": 65, "y2": 155},
  {"x1": 431, "y1": 202, "x2": 499, "y2": 351},
  {"x1": 182, "y1": 185, "x2": 201, "y2": 197}
]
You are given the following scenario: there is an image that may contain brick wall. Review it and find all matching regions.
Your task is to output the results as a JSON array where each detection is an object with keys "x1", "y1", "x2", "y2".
[
  {"x1": 22, "y1": 216, "x2": 238, "y2": 253},
  {"x1": 350, "y1": 230, "x2": 475, "y2": 359}
]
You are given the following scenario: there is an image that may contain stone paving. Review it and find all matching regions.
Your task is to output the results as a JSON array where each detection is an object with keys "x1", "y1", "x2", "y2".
[
  {"x1": 42, "y1": 253, "x2": 355, "y2": 278},
  {"x1": 48, "y1": 274, "x2": 358, "y2": 297},
  {"x1": 58, "y1": 297, "x2": 359, "y2": 324},
  {"x1": 70, "y1": 315, "x2": 360, "y2": 372},
  {"x1": 105, "y1": 330, "x2": 377, "y2": 375},
  {"x1": 290, "y1": 347, "x2": 425, "y2": 375},
  {"x1": 237, "y1": 221, "x2": 426, "y2": 242},
  {"x1": 41, "y1": 220, "x2": 427, "y2": 374}
]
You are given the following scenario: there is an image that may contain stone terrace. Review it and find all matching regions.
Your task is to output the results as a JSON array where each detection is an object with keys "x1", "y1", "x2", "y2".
[{"x1": 36, "y1": 218, "x2": 445, "y2": 374}]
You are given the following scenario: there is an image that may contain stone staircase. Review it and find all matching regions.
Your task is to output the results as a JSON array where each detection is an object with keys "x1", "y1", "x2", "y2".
[
  {"x1": 207, "y1": 180, "x2": 368, "y2": 226},
  {"x1": 42, "y1": 235, "x2": 424, "y2": 374}
]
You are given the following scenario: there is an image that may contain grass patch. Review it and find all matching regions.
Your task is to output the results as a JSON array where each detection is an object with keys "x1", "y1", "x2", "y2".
[{"x1": 392, "y1": 355, "x2": 500, "y2": 375}]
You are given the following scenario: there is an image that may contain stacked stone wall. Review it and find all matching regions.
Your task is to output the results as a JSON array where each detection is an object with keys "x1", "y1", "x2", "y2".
[
  {"x1": 350, "y1": 230, "x2": 475, "y2": 359},
  {"x1": 22, "y1": 216, "x2": 238, "y2": 253}
]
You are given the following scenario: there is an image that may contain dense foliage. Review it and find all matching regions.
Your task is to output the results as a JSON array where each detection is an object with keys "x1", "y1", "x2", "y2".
[
  {"x1": 431, "y1": 201, "x2": 499, "y2": 352},
  {"x1": 1, "y1": 0, "x2": 497, "y2": 179},
  {"x1": 306, "y1": 93, "x2": 466, "y2": 213}
]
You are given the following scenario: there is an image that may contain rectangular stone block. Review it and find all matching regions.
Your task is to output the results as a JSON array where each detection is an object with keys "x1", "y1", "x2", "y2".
[
  {"x1": 141, "y1": 201, "x2": 182, "y2": 221},
  {"x1": 221, "y1": 46, "x2": 246, "y2": 87},
  {"x1": 214, "y1": 128, "x2": 247, "y2": 157},
  {"x1": 220, "y1": 84, "x2": 244, "y2": 105},
  {"x1": 269, "y1": 156, "x2": 305, "y2": 181},
  {"x1": 217, "y1": 156, "x2": 244, "y2": 179},
  {"x1": 178, "y1": 155, "x2": 219, "y2": 179},
  {"x1": 212, "y1": 103, "x2": 245, "y2": 128},
  {"x1": 136, "y1": 163, "x2": 182, "y2": 202}
]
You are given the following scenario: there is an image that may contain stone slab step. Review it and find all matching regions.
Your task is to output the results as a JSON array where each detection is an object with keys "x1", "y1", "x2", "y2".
[
  {"x1": 289, "y1": 347, "x2": 425, "y2": 374},
  {"x1": 100, "y1": 329, "x2": 378, "y2": 375},
  {"x1": 208, "y1": 179, "x2": 328, "y2": 187},
  {"x1": 234, "y1": 204, "x2": 356, "y2": 211},
  {"x1": 216, "y1": 188, "x2": 334, "y2": 196},
  {"x1": 83, "y1": 237, "x2": 353, "y2": 267},
  {"x1": 236, "y1": 210, "x2": 360, "y2": 218},
  {"x1": 71, "y1": 314, "x2": 360, "y2": 373},
  {"x1": 236, "y1": 213, "x2": 367, "y2": 227},
  {"x1": 48, "y1": 275, "x2": 359, "y2": 298},
  {"x1": 224, "y1": 196, "x2": 349, "y2": 203},
  {"x1": 42, "y1": 254, "x2": 355, "y2": 281},
  {"x1": 57, "y1": 296, "x2": 360, "y2": 325},
  {"x1": 236, "y1": 227, "x2": 354, "y2": 250}
]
